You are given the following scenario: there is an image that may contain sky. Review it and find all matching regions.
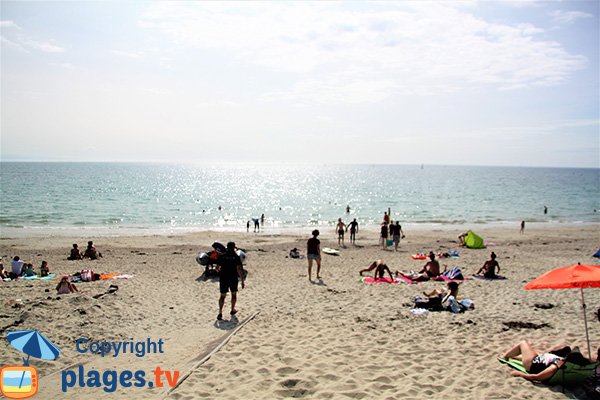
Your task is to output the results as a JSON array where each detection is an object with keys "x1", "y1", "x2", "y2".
[{"x1": 1, "y1": 1, "x2": 598, "y2": 167}]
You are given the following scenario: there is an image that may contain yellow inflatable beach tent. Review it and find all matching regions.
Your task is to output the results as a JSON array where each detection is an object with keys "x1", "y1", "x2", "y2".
[{"x1": 465, "y1": 230, "x2": 486, "y2": 249}]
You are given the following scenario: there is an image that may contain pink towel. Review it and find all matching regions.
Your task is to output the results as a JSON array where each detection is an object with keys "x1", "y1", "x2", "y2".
[{"x1": 361, "y1": 277, "x2": 398, "y2": 284}]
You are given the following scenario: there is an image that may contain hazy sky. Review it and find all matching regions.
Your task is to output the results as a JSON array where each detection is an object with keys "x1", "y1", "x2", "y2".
[{"x1": 1, "y1": 1, "x2": 598, "y2": 167}]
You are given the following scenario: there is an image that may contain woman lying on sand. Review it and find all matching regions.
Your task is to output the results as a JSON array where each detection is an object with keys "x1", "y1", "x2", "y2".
[
  {"x1": 500, "y1": 340, "x2": 571, "y2": 382},
  {"x1": 415, "y1": 281, "x2": 460, "y2": 311}
]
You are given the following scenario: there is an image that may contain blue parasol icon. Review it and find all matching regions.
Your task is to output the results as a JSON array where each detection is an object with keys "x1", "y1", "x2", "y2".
[{"x1": 5, "y1": 330, "x2": 61, "y2": 388}]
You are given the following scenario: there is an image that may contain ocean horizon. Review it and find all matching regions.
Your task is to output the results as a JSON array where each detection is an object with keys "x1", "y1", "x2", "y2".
[{"x1": 1, "y1": 162, "x2": 598, "y2": 237}]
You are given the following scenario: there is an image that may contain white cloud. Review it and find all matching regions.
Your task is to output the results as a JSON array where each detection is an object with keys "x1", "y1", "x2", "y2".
[
  {"x1": 549, "y1": 10, "x2": 594, "y2": 24},
  {"x1": 1, "y1": 20, "x2": 64, "y2": 53},
  {"x1": 20, "y1": 37, "x2": 64, "y2": 52},
  {"x1": 138, "y1": 2, "x2": 587, "y2": 104},
  {"x1": 1, "y1": 35, "x2": 29, "y2": 52},
  {"x1": 1, "y1": 20, "x2": 23, "y2": 29}
]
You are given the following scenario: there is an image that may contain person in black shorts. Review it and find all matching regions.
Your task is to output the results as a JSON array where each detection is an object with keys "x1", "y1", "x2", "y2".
[
  {"x1": 336, "y1": 218, "x2": 346, "y2": 247},
  {"x1": 307, "y1": 229, "x2": 321, "y2": 281},
  {"x1": 215, "y1": 241, "x2": 245, "y2": 320},
  {"x1": 348, "y1": 218, "x2": 358, "y2": 245}
]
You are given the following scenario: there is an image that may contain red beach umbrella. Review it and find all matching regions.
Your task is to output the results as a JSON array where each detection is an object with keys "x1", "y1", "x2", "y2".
[{"x1": 524, "y1": 263, "x2": 600, "y2": 359}]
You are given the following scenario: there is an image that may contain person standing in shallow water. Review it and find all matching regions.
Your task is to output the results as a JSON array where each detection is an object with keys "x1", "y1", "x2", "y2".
[
  {"x1": 307, "y1": 229, "x2": 321, "y2": 281},
  {"x1": 520, "y1": 220, "x2": 525, "y2": 234},
  {"x1": 348, "y1": 218, "x2": 359, "y2": 245},
  {"x1": 336, "y1": 218, "x2": 347, "y2": 247}
]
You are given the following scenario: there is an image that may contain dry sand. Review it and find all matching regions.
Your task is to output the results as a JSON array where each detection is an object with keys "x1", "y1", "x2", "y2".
[{"x1": 1, "y1": 225, "x2": 599, "y2": 399}]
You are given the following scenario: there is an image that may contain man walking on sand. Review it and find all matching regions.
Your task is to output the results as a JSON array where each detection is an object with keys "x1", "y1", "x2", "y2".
[
  {"x1": 215, "y1": 241, "x2": 245, "y2": 320},
  {"x1": 307, "y1": 229, "x2": 322, "y2": 281}
]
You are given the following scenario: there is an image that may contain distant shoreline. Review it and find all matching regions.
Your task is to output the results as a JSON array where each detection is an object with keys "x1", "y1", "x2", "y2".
[{"x1": 1, "y1": 221, "x2": 598, "y2": 239}]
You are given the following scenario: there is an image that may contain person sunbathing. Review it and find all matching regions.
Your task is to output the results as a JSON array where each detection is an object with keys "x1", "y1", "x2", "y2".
[
  {"x1": 40, "y1": 261, "x2": 50, "y2": 277},
  {"x1": 68, "y1": 244, "x2": 82, "y2": 260},
  {"x1": 24, "y1": 263, "x2": 35, "y2": 277},
  {"x1": 56, "y1": 276, "x2": 78, "y2": 294},
  {"x1": 458, "y1": 232, "x2": 468, "y2": 247},
  {"x1": 0, "y1": 263, "x2": 7, "y2": 279},
  {"x1": 424, "y1": 281, "x2": 460, "y2": 302},
  {"x1": 82, "y1": 241, "x2": 103, "y2": 260},
  {"x1": 416, "y1": 281, "x2": 460, "y2": 310},
  {"x1": 501, "y1": 340, "x2": 573, "y2": 382},
  {"x1": 398, "y1": 252, "x2": 440, "y2": 281},
  {"x1": 476, "y1": 252, "x2": 500, "y2": 278}
]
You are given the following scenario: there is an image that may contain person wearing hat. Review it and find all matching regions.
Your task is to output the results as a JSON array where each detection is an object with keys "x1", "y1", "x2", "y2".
[
  {"x1": 215, "y1": 241, "x2": 245, "y2": 320},
  {"x1": 307, "y1": 229, "x2": 322, "y2": 281}
]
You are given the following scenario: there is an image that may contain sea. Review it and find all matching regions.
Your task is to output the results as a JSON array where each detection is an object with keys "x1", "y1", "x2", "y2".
[{"x1": 0, "y1": 162, "x2": 598, "y2": 237}]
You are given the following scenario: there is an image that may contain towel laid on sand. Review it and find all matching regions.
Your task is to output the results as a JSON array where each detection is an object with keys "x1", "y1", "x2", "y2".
[
  {"x1": 21, "y1": 273, "x2": 56, "y2": 280},
  {"x1": 473, "y1": 274, "x2": 506, "y2": 280},
  {"x1": 361, "y1": 277, "x2": 400, "y2": 284}
]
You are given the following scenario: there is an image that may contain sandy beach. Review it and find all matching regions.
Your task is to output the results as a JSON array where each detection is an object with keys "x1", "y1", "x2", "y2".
[{"x1": 1, "y1": 224, "x2": 599, "y2": 399}]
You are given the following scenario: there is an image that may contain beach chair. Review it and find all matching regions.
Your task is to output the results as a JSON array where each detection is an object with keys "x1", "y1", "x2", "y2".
[{"x1": 498, "y1": 357, "x2": 600, "y2": 387}]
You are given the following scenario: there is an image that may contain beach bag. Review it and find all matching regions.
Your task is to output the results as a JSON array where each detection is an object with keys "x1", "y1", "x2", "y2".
[
  {"x1": 442, "y1": 267, "x2": 464, "y2": 280},
  {"x1": 80, "y1": 269, "x2": 94, "y2": 282}
]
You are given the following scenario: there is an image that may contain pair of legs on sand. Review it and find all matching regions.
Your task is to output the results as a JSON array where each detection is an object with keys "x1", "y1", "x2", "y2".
[
  {"x1": 218, "y1": 289, "x2": 238, "y2": 320},
  {"x1": 308, "y1": 256, "x2": 321, "y2": 281}
]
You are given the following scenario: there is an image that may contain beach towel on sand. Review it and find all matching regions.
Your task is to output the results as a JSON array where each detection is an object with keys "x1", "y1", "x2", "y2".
[
  {"x1": 99, "y1": 274, "x2": 133, "y2": 280},
  {"x1": 361, "y1": 277, "x2": 400, "y2": 284},
  {"x1": 21, "y1": 274, "x2": 56, "y2": 280},
  {"x1": 473, "y1": 274, "x2": 506, "y2": 280}
]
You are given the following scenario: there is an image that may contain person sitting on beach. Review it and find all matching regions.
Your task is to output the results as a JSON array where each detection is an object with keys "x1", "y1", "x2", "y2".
[
  {"x1": 476, "y1": 252, "x2": 500, "y2": 278},
  {"x1": 82, "y1": 241, "x2": 102, "y2": 260},
  {"x1": 458, "y1": 232, "x2": 468, "y2": 247},
  {"x1": 398, "y1": 252, "x2": 440, "y2": 281},
  {"x1": 289, "y1": 248, "x2": 302, "y2": 259},
  {"x1": 24, "y1": 263, "x2": 35, "y2": 277},
  {"x1": 56, "y1": 276, "x2": 78, "y2": 294},
  {"x1": 0, "y1": 262, "x2": 8, "y2": 279},
  {"x1": 336, "y1": 218, "x2": 347, "y2": 247},
  {"x1": 10, "y1": 256, "x2": 25, "y2": 279},
  {"x1": 68, "y1": 243, "x2": 82, "y2": 260},
  {"x1": 40, "y1": 261, "x2": 50, "y2": 277}
]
